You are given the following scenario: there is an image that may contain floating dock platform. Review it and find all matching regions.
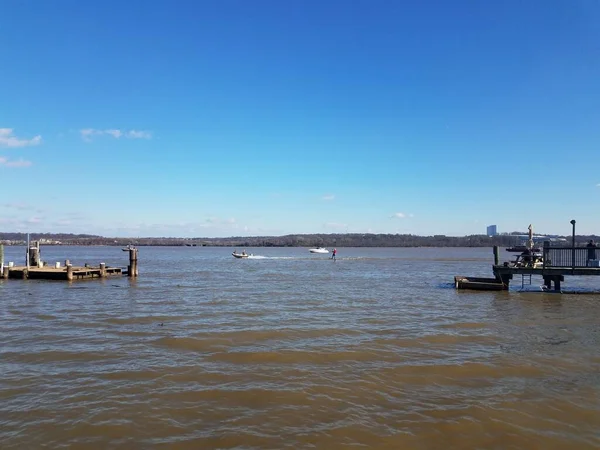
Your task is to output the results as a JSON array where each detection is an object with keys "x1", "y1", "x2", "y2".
[
  {"x1": 2, "y1": 264, "x2": 126, "y2": 280},
  {"x1": 1, "y1": 240, "x2": 138, "y2": 281}
]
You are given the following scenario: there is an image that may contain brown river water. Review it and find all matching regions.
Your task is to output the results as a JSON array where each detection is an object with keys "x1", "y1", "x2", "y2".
[{"x1": 1, "y1": 246, "x2": 599, "y2": 449}]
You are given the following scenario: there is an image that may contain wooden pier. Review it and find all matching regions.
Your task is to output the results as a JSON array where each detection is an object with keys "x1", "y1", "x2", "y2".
[
  {"x1": 0, "y1": 242, "x2": 138, "y2": 281},
  {"x1": 477, "y1": 242, "x2": 600, "y2": 291}
]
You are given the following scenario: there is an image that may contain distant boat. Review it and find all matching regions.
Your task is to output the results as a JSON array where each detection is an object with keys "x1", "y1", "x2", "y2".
[
  {"x1": 309, "y1": 247, "x2": 329, "y2": 254},
  {"x1": 232, "y1": 250, "x2": 250, "y2": 259}
]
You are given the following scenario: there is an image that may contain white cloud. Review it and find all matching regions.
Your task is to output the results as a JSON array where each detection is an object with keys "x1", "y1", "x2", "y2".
[
  {"x1": 0, "y1": 156, "x2": 33, "y2": 168},
  {"x1": 391, "y1": 212, "x2": 414, "y2": 219},
  {"x1": 126, "y1": 130, "x2": 152, "y2": 139},
  {"x1": 80, "y1": 128, "x2": 152, "y2": 142},
  {"x1": 322, "y1": 194, "x2": 335, "y2": 201},
  {"x1": 105, "y1": 129, "x2": 123, "y2": 138},
  {"x1": 0, "y1": 128, "x2": 42, "y2": 148}
]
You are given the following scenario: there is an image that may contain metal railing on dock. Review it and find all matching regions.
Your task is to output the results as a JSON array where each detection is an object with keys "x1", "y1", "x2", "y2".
[{"x1": 543, "y1": 245, "x2": 598, "y2": 268}]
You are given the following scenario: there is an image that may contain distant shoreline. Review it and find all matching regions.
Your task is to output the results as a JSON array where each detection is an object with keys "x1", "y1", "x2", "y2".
[{"x1": 2, "y1": 232, "x2": 597, "y2": 248}]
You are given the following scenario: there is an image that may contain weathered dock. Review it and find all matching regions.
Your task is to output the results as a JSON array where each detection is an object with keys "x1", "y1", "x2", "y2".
[
  {"x1": 0, "y1": 241, "x2": 138, "y2": 281},
  {"x1": 2, "y1": 264, "x2": 125, "y2": 280},
  {"x1": 493, "y1": 241, "x2": 600, "y2": 291}
]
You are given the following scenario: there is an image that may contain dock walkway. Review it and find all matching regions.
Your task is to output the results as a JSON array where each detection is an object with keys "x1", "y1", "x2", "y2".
[{"x1": 3, "y1": 265, "x2": 125, "y2": 280}]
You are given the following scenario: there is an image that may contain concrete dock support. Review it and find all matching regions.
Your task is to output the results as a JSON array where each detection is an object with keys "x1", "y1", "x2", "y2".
[
  {"x1": 543, "y1": 275, "x2": 564, "y2": 291},
  {"x1": 99, "y1": 262, "x2": 106, "y2": 278},
  {"x1": 499, "y1": 273, "x2": 512, "y2": 289},
  {"x1": 2, "y1": 265, "x2": 9, "y2": 279},
  {"x1": 128, "y1": 248, "x2": 138, "y2": 277},
  {"x1": 66, "y1": 264, "x2": 73, "y2": 281}
]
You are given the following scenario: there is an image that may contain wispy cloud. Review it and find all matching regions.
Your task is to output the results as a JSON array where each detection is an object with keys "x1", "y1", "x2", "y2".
[
  {"x1": 322, "y1": 194, "x2": 335, "y2": 201},
  {"x1": 126, "y1": 130, "x2": 152, "y2": 139},
  {"x1": 0, "y1": 128, "x2": 42, "y2": 148},
  {"x1": 80, "y1": 129, "x2": 152, "y2": 142},
  {"x1": 0, "y1": 157, "x2": 33, "y2": 168},
  {"x1": 391, "y1": 212, "x2": 414, "y2": 219},
  {"x1": 2, "y1": 202, "x2": 34, "y2": 210}
]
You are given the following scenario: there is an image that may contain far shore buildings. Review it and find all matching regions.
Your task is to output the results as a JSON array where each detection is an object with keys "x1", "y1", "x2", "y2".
[{"x1": 486, "y1": 225, "x2": 498, "y2": 237}]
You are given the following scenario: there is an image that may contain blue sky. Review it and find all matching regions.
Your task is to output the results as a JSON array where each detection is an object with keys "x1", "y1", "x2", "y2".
[{"x1": 1, "y1": 0, "x2": 599, "y2": 237}]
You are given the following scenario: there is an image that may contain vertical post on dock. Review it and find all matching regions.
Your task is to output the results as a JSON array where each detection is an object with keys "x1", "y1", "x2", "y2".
[
  {"x1": 26, "y1": 233, "x2": 30, "y2": 269},
  {"x1": 128, "y1": 248, "x2": 138, "y2": 277},
  {"x1": 543, "y1": 241, "x2": 549, "y2": 270},
  {"x1": 66, "y1": 264, "x2": 73, "y2": 281},
  {"x1": 0, "y1": 243, "x2": 4, "y2": 275},
  {"x1": 493, "y1": 246, "x2": 499, "y2": 266},
  {"x1": 570, "y1": 220, "x2": 576, "y2": 273},
  {"x1": 99, "y1": 262, "x2": 106, "y2": 278},
  {"x1": 2, "y1": 265, "x2": 8, "y2": 279}
]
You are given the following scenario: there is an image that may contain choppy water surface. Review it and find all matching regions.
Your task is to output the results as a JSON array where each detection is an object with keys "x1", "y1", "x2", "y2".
[{"x1": 1, "y1": 246, "x2": 599, "y2": 449}]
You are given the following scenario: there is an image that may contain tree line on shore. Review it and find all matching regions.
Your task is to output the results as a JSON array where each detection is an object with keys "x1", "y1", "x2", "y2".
[{"x1": 1, "y1": 232, "x2": 597, "y2": 247}]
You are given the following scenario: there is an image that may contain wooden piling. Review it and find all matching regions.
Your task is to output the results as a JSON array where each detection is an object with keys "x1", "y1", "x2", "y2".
[
  {"x1": 99, "y1": 262, "x2": 106, "y2": 278},
  {"x1": 128, "y1": 248, "x2": 138, "y2": 277},
  {"x1": 66, "y1": 264, "x2": 73, "y2": 281},
  {"x1": 2, "y1": 265, "x2": 9, "y2": 279},
  {"x1": 29, "y1": 241, "x2": 40, "y2": 267},
  {"x1": 493, "y1": 246, "x2": 499, "y2": 266}
]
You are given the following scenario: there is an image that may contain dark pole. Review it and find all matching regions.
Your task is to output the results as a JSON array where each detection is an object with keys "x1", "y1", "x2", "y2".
[{"x1": 570, "y1": 219, "x2": 576, "y2": 271}]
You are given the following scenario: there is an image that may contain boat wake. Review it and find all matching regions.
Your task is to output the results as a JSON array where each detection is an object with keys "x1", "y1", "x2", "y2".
[{"x1": 246, "y1": 255, "x2": 294, "y2": 260}]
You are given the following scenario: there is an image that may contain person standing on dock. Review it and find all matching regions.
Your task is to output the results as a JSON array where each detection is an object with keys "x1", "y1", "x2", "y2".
[
  {"x1": 332, "y1": 248, "x2": 337, "y2": 261},
  {"x1": 586, "y1": 240, "x2": 597, "y2": 266}
]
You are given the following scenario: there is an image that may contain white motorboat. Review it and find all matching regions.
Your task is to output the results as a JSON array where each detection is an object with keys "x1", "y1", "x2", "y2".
[
  {"x1": 232, "y1": 250, "x2": 251, "y2": 259},
  {"x1": 309, "y1": 247, "x2": 329, "y2": 254}
]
